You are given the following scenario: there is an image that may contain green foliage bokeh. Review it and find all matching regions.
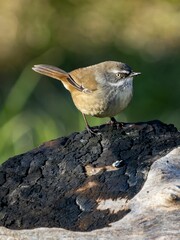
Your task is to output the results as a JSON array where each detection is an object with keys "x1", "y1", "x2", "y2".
[{"x1": 0, "y1": 0, "x2": 180, "y2": 162}]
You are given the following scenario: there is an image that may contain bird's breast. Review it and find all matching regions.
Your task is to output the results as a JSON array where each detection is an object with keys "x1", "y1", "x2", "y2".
[
  {"x1": 72, "y1": 79, "x2": 133, "y2": 117},
  {"x1": 101, "y1": 80, "x2": 133, "y2": 117}
]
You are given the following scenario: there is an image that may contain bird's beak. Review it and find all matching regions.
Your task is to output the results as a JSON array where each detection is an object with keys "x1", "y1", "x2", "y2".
[{"x1": 130, "y1": 72, "x2": 141, "y2": 77}]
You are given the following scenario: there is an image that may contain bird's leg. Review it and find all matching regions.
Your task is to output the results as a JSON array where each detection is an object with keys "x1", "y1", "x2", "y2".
[
  {"x1": 108, "y1": 117, "x2": 124, "y2": 128},
  {"x1": 107, "y1": 117, "x2": 118, "y2": 125},
  {"x1": 110, "y1": 117, "x2": 118, "y2": 124},
  {"x1": 82, "y1": 113, "x2": 97, "y2": 135}
]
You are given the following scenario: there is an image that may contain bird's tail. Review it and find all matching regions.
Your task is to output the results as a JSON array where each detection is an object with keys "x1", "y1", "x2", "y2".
[
  {"x1": 32, "y1": 64, "x2": 68, "y2": 82},
  {"x1": 32, "y1": 64, "x2": 85, "y2": 92}
]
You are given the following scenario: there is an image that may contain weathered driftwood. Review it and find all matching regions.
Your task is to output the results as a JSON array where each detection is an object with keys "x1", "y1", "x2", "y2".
[{"x1": 0, "y1": 120, "x2": 179, "y2": 239}]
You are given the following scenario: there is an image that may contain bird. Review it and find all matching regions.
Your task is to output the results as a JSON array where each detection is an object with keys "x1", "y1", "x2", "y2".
[{"x1": 32, "y1": 61, "x2": 141, "y2": 133}]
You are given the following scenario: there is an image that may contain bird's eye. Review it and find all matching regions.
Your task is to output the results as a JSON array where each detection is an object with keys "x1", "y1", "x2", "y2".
[{"x1": 116, "y1": 72, "x2": 129, "y2": 78}]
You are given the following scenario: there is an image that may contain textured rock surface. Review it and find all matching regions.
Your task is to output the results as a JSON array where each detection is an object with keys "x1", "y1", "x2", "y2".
[{"x1": 0, "y1": 120, "x2": 180, "y2": 239}]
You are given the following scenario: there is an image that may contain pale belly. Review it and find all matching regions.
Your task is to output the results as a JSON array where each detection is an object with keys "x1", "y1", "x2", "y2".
[
  {"x1": 98, "y1": 89, "x2": 133, "y2": 117},
  {"x1": 72, "y1": 83, "x2": 133, "y2": 118}
]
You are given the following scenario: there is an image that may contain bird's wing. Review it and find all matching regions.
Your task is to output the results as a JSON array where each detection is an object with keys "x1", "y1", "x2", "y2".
[{"x1": 69, "y1": 68, "x2": 98, "y2": 92}]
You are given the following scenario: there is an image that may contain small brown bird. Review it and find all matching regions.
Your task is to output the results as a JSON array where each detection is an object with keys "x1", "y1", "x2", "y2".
[{"x1": 32, "y1": 61, "x2": 141, "y2": 133}]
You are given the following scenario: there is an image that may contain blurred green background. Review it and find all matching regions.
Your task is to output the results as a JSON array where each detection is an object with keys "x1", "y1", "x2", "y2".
[{"x1": 0, "y1": 0, "x2": 180, "y2": 163}]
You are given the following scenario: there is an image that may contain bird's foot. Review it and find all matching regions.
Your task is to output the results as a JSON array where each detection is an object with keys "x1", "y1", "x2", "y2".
[
  {"x1": 86, "y1": 125, "x2": 101, "y2": 136},
  {"x1": 107, "y1": 117, "x2": 124, "y2": 129}
]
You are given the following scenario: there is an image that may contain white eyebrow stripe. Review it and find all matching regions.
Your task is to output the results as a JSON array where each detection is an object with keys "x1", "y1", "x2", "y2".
[
  {"x1": 111, "y1": 69, "x2": 130, "y2": 74},
  {"x1": 120, "y1": 70, "x2": 130, "y2": 74},
  {"x1": 111, "y1": 69, "x2": 120, "y2": 74}
]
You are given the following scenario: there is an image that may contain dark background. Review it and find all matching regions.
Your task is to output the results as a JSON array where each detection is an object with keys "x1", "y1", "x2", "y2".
[{"x1": 0, "y1": 0, "x2": 180, "y2": 162}]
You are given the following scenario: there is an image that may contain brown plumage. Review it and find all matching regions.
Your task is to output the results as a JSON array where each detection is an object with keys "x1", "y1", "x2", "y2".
[{"x1": 32, "y1": 61, "x2": 141, "y2": 133}]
